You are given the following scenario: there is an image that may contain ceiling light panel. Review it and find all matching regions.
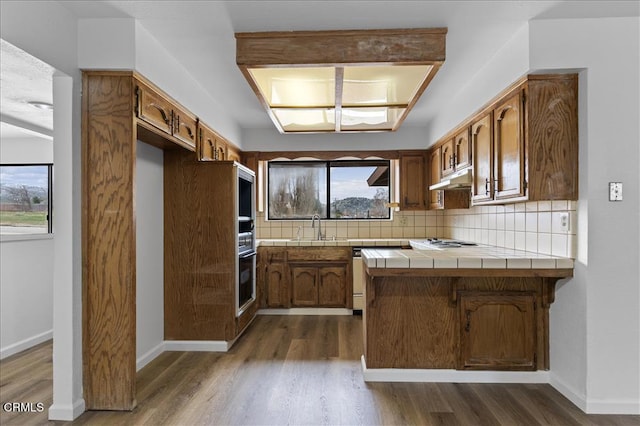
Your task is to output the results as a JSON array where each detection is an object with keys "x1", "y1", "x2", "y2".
[{"x1": 236, "y1": 28, "x2": 446, "y2": 133}]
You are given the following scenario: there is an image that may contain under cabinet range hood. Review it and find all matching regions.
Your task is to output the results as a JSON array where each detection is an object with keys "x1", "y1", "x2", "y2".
[{"x1": 429, "y1": 168, "x2": 472, "y2": 190}]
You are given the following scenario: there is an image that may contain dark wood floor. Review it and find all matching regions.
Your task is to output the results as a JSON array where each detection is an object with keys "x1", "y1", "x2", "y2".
[{"x1": 1, "y1": 315, "x2": 638, "y2": 425}]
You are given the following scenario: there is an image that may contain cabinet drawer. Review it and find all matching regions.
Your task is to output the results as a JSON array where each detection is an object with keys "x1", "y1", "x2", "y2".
[
  {"x1": 136, "y1": 84, "x2": 172, "y2": 135},
  {"x1": 287, "y1": 247, "x2": 350, "y2": 262}
]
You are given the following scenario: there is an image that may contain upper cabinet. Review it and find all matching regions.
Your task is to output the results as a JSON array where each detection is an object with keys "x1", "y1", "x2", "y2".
[
  {"x1": 441, "y1": 128, "x2": 471, "y2": 177},
  {"x1": 493, "y1": 91, "x2": 525, "y2": 201},
  {"x1": 473, "y1": 75, "x2": 578, "y2": 204},
  {"x1": 470, "y1": 113, "x2": 494, "y2": 204},
  {"x1": 399, "y1": 151, "x2": 427, "y2": 210},
  {"x1": 434, "y1": 73, "x2": 578, "y2": 206},
  {"x1": 135, "y1": 80, "x2": 197, "y2": 151}
]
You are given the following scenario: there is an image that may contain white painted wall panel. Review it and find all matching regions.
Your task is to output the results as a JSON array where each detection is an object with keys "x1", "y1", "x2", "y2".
[
  {"x1": 530, "y1": 17, "x2": 640, "y2": 414},
  {"x1": 135, "y1": 141, "x2": 164, "y2": 370}
]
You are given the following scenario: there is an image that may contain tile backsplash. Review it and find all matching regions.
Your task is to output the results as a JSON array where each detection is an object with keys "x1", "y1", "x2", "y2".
[
  {"x1": 255, "y1": 210, "x2": 442, "y2": 241},
  {"x1": 256, "y1": 200, "x2": 577, "y2": 258},
  {"x1": 441, "y1": 200, "x2": 577, "y2": 258}
]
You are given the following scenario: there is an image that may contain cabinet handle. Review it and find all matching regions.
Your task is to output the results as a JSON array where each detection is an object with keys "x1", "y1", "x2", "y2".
[
  {"x1": 485, "y1": 178, "x2": 490, "y2": 196},
  {"x1": 465, "y1": 311, "x2": 471, "y2": 332},
  {"x1": 494, "y1": 179, "x2": 499, "y2": 195},
  {"x1": 150, "y1": 103, "x2": 170, "y2": 126},
  {"x1": 449, "y1": 156, "x2": 454, "y2": 168}
]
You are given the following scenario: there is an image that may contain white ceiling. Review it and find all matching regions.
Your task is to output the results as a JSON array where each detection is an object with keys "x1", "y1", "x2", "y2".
[{"x1": 2, "y1": 1, "x2": 639, "y2": 138}]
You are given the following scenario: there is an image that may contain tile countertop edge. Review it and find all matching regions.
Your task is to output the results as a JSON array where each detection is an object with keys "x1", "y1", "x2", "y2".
[
  {"x1": 256, "y1": 239, "x2": 411, "y2": 248},
  {"x1": 359, "y1": 248, "x2": 574, "y2": 270}
]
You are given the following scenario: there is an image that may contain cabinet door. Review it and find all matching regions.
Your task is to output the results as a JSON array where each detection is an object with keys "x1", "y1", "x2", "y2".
[
  {"x1": 291, "y1": 266, "x2": 318, "y2": 306},
  {"x1": 471, "y1": 113, "x2": 493, "y2": 204},
  {"x1": 459, "y1": 292, "x2": 536, "y2": 370},
  {"x1": 198, "y1": 125, "x2": 217, "y2": 161},
  {"x1": 171, "y1": 106, "x2": 197, "y2": 150},
  {"x1": 441, "y1": 139, "x2": 455, "y2": 177},
  {"x1": 266, "y1": 263, "x2": 289, "y2": 308},
  {"x1": 399, "y1": 152, "x2": 426, "y2": 210},
  {"x1": 428, "y1": 147, "x2": 443, "y2": 209},
  {"x1": 454, "y1": 128, "x2": 471, "y2": 170},
  {"x1": 227, "y1": 144, "x2": 241, "y2": 162},
  {"x1": 494, "y1": 91, "x2": 525, "y2": 200},
  {"x1": 318, "y1": 265, "x2": 347, "y2": 307},
  {"x1": 136, "y1": 84, "x2": 173, "y2": 135}
]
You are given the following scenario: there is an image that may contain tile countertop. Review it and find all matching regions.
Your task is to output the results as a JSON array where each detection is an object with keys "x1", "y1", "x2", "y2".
[
  {"x1": 256, "y1": 238, "x2": 411, "y2": 247},
  {"x1": 361, "y1": 240, "x2": 575, "y2": 270}
]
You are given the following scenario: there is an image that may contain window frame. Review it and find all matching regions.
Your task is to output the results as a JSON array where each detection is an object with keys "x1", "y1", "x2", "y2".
[
  {"x1": 0, "y1": 163, "x2": 53, "y2": 235},
  {"x1": 267, "y1": 159, "x2": 391, "y2": 221}
]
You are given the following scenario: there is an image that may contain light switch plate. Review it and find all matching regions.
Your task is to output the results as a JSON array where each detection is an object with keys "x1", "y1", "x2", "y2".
[{"x1": 609, "y1": 182, "x2": 623, "y2": 201}]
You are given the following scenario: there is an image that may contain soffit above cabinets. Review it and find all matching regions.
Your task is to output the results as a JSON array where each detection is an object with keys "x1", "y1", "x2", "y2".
[{"x1": 235, "y1": 28, "x2": 447, "y2": 134}]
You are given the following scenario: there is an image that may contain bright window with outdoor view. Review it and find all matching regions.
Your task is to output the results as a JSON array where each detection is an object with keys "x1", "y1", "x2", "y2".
[
  {"x1": 0, "y1": 164, "x2": 52, "y2": 234},
  {"x1": 268, "y1": 160, "x2": 390, "y2": 220}
]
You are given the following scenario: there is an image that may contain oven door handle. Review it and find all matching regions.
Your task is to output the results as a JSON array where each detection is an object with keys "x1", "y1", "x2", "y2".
[{"x1": 239, "y1": 249, "x2": 257, "y2": 259}]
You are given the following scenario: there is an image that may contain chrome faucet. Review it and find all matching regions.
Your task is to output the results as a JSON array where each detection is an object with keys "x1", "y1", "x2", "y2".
[{"x1": 311, "y1": 214, "x2": 323, "y2": 240}]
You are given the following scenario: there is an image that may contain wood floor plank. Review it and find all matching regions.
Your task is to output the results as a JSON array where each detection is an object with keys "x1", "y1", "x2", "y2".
[{"x1": 2, "y1": 316, "x2": 640, "y2": 426}]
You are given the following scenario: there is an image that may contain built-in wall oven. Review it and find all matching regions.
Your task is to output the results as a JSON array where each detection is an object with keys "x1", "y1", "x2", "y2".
[{"x1": 237, "y1": 164, "x2": 256, "y2": 316}]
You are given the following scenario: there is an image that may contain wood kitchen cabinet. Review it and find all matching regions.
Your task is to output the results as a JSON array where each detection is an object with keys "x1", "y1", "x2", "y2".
[
  {"x1": 290, "y1": 264, "x2": 348, "y2": 307},
  {"x1": 257, "y1": 246, "x2": 351, "y2": 309},
  {"x1": 428, "y1": 146, "x2": 471, "y2": 210},
  {"x1": 458, "y1": 292, "x2": 536, "y2": 370},
  {"x1": 436, "y1": 74, "x2": 578, "y2": 206},
  {"x1": 136, "y1": 80, "x2": 197, "y2": 151},
  {"x1": 400, "y1": 151, "x2": 427, "y2": 210},
  {"x1": 441, "y1": 128, "x2": 471, "y2": 177},
  {"x1": 473, "y1": 74, "x2": 578, "y2": 204},
  {"x1": 471, "y1": 113, "x2": 494, "y2": 204},
  {"x1": 470, "y1": 91, "x2": 526, "y2": 203},
  {"x1": 291, "y1": 266, "x2": 319, "y2": 306}
]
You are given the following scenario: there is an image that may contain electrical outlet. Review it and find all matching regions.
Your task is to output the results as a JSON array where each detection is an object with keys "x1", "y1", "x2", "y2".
[
  {"x1": 399, "y1": 216, "x2": 408, "y2": 227},
  {"x1": 609, "y1": 182, "x2": 623, "y2": 201},
  {"x1": 559, "y1": 212, "x2": 570, "y2": 232}
]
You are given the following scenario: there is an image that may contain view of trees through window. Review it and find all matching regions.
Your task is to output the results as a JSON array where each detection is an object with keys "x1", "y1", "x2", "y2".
[
  {"x1": 0, "y1": 165, "x2": 52, "y2": 234},
  {"x1": 268, "y1": 160, "x2": 390, "y2": 220}
]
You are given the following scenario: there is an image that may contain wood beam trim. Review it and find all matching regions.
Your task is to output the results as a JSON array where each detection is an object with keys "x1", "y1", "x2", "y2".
[{"x1": 236, "y1": 28, "x2": 447, "y2": 66}]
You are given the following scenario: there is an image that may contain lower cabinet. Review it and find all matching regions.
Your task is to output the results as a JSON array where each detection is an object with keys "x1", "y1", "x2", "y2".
[
  {"x1": 258, "y1": 247, "x2": 351, "y2": 309},
  {"x1": 265, "y1": 262, "x2": 289, "y2": 308},
  {"x1": 290, "y1": 264, "x2": 348, "y2": 307},
  {"x1": 458, "y1": 292, "x2": 536, "y2": 370}
]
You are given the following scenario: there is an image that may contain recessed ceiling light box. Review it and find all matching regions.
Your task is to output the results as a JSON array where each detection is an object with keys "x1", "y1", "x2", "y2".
[{"x1": 235, "y1": 28, "x2": 447, "y2": 134}]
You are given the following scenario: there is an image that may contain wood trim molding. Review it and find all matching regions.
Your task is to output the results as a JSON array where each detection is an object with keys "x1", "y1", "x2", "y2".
[
  {"x1": 236, "y1": 28, "x2": 447, "y2": 65},
  {"x1": 244, "y1": 150, "x2": 401, "y2": 161}
]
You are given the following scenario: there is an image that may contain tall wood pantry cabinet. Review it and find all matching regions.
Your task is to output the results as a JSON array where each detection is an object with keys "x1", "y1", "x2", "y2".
[{"x1": 82, "y1": 71, "x2": 246, "y2": 411}]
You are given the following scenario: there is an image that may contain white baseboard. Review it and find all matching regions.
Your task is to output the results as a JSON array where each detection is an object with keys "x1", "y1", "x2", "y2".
[
  {"x1": 586, "y1": 398, "x2": 640, "y2": 415},
  {"x1": 361, "y1": 355, "x2": 550, "y2": 383},
  {"x1": 258, "y1": 308, "x2": 353, "y2": 316},
  {"x1": 549, "y1": 374, "x2": 588, "y2": 412},
  {"x1": 550, "y1": 373, "x2": 640, "y2": 414},
  {"x1": 0, "y1": 330, "x2": 53, "y2": 360},
  {"x1": 164, "y1": 340, "x2": 230, "y2": 352},
  {"x1": 48, "y1": 398, "x2": 85, "y2": 421},
  {"x1": 136, "y1": 342, "x2": 166, "y2": 371}
]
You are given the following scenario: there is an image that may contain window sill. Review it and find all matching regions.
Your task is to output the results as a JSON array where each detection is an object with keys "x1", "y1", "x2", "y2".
[{"x1": 0, "y1": 233, "x2": 54, "y2": 243}]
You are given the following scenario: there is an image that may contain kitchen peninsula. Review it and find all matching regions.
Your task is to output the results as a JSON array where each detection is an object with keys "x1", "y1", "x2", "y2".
[{"x1": 361, "y1": 242, "x2": 573, "y2": 378}]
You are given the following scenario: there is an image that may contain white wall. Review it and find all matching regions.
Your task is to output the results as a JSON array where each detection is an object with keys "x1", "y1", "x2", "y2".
[
  {"x1": 0, "y1": 137, "x2": 53, "y2": 163},
  {"x1": 135, "y1": 141, "x2": 164, "y2": 370},
  {"x1": 0, "y1": 238, "x2": 54, "y2": 358},
  {"x1": 77, "y1": 19, "x2": 242, "y2": 147},
  {"x1": 529, "y1": 17, "x2": 640, "y2": 414},
  {"x1": 1, "y1": 0, "x2": 83, "y2": 420},
  {"x1": 0, "y1": 134, "x2": 54, "y2": 359},
  {"x1": 241, "y1": 125, "x2": 427, "y2": 152}
]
